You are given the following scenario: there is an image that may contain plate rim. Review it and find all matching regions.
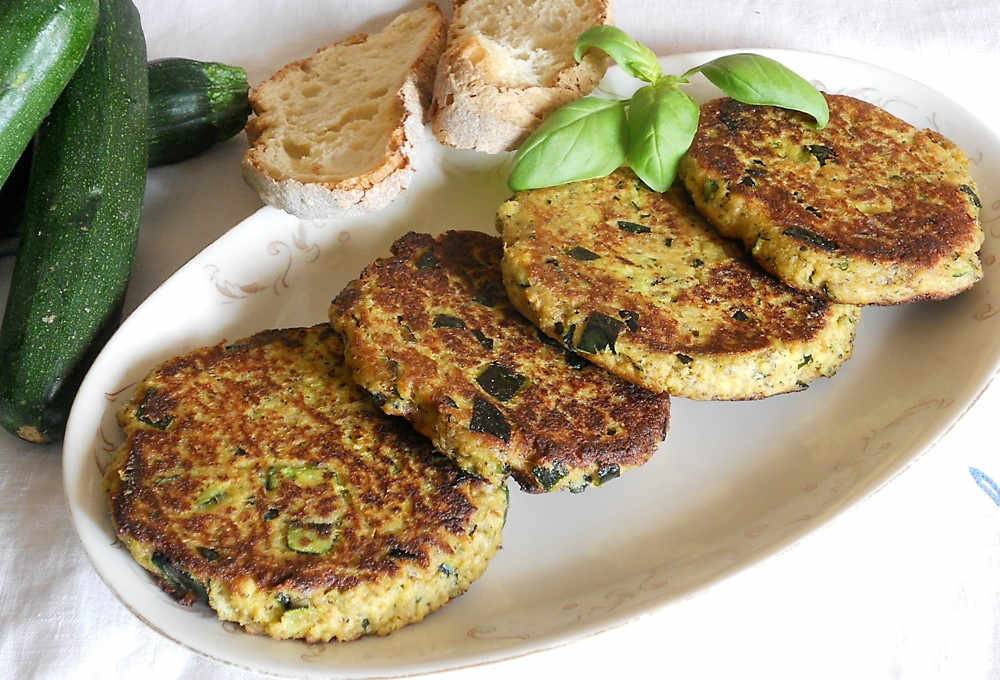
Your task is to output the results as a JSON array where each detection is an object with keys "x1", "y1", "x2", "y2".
[{"x1": 62, "y1": 47, "x2": 1000, "y2": 678}]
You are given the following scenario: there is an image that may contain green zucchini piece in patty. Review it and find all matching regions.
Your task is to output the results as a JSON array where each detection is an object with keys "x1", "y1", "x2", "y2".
[
  {"x1": 469, "y1": 396, "x2": 511, "y2": 442},
  {"x1": 287, "y1": 522, "x2": 339, "y2": 555},
  {"x1": 135, "y1": 389, "x2": 173, "y2": 430},
  {"x1": 618, "y1": 220, "x2": 651, "y2": 234},
  {"x1": 567, "y1": 246, "x2": 600, "y2": 261},
  {"x1": 194, "y1": 484, "x2": 228, "y2": 508},
  {"x1": 532, "y1": 461, "x2": 569, "y2": 490},
  {"x1": 433, "y1": 314, "x2": 465, "y2": 329},
  {"x1": 577, "y1": 312, "x2": 625, "y2": 354},
  {"x1": 476, "y1": 363, "x2": 525, "y2": 402},
  {"x1": 266, "y1": 464, "x2": 326, "y2": 491},
  {"x1": 152, "y1": 551, "x2": 208, "y2": 604}
]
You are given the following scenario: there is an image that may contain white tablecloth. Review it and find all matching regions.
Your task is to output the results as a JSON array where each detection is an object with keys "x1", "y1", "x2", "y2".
[{"x1": 2, "y1": 1, "x2": 999, "y2": 678}]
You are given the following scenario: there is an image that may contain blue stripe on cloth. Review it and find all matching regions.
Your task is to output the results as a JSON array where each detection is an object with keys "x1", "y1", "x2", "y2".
[{"x1": 969, "y1": 467, "x2": 1000, "y2": 507}]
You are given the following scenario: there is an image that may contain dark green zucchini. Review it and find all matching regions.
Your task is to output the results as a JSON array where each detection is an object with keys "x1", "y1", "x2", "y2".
[
  {"x1": 147, "y1": 57, "x2": 250, "y2": 166},
  {"x1": 0, "y1": 57, "x2": 248, "y2": 240},
  {"x1": 0, "y1": 0, "x2": 99, "y2": 186},
  {"x1": 0, "y1": 0, "x2": 148, "y2": 443}
]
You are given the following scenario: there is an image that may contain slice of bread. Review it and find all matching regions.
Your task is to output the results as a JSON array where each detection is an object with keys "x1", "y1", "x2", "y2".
[
  {"x1": 243, "y1": 4, "x2": 445, "y2": 218},
  {"x1": 430, "y1": 0, "x2": 611, "y2": 154}
]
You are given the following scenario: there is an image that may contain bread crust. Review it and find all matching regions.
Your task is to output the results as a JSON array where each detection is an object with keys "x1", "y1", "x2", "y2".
[
  {"x1": 242, "y1": 4, "x2": 445, "y2": 218},
  {"x1": 430, "y1": 0, "x2": 611, "y2": 153}
]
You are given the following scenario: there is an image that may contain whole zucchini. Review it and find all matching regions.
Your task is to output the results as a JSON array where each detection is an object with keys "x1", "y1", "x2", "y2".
[
  {"x1": 148, "y1": 58, "x2": 250, "y2": 166},
  {"x1": 0, "y1": 57, "x2": 248, "y2": 240},
  {"x1": 0, "y1": 0, "x2": 99, "y2": 186},
  {"x1": 0, "y1": 0, "x2": 148, "y2": 443}
]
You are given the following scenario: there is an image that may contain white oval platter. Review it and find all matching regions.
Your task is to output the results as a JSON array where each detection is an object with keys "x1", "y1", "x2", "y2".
[{"x1": 63, "y1": 50, "x2": 1000, "y2": 678}]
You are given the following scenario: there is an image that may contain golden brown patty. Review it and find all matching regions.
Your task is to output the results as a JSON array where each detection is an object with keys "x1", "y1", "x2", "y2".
[
  {"x1": 105, "y1": 325, "x2": 506, "y2": 642},
  {"x1": 330, "y1": 230, "x2": 670, "y2": 493},
  {"x1": 679, "y1": 95, "x2": 984, "y2": 305},
  {"x1": 498, "y1": 170, "x2": 860, "y2": 400}
]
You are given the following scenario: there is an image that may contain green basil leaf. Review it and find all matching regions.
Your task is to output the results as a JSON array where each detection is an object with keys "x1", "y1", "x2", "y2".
[
  {"x1": 626, "y1": 84, "x2": 700, "y2": 192},
  {"x1": 509, "y1": 97, "x2": 627, "y2": 191},
  {"x1": 574, "y1": 26, "x2": 662, "y2": 83},
  {"x1": 685, "y1": 53, "x2": 829, "y2": 128}
]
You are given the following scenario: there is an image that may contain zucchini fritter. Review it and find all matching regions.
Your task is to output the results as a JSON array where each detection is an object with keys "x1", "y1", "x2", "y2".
[
  {"x1": 330, "y1": 230, "x2": 670, "y2": 493},
  {"x1": 497, "y1": 170, "x2": 859, "y2": 400},
  {"x1": 106, "y1": 325, "x2": 506, "y2": 642},
  {"x1": 679, "y1": 95, "x2": 983, "y2": 304}
]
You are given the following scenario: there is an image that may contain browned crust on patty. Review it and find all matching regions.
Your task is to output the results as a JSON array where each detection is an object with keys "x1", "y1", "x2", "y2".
[
  {"x1": 680, "y1": 95, "x2": 983, "y2": 304},
  {"x1": 497, "y1": 170, "x2": 859, "y2": 400},
  {"x1": 688, "y1": 94, "x2": 980, "y2": 263},
  {"x1": 505, "y1": 176, "x2": 838, "y2": 354},
  {"x1": 107, "y1": 325, "x2": 494, "y2": 597},
  {"x1": 330, "y1": 231, "x2": 670, "y2": 492}
]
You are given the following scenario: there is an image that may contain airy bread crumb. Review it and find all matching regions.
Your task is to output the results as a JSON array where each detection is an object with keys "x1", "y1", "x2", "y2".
[{"x1": 243, "y1": 4, "x2": 445, "y2": 218}]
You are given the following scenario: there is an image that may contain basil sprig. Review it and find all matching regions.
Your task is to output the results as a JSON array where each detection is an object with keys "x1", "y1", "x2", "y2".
[
  {"x1": 508, "y1": 97, "x2": 627, "y2": 191},
  {"x1": 508, "y1": 27, "x2": 830, "y2": 192},
  {"x1": 574, "y1": 26, "x2": 662, "y2": 84},
  {"x1": 684, "y1": 53, "x2": 829, "y2": 128},
  {"x1": 626, "y1": 82, "x2": 700, "y2": 192}
]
